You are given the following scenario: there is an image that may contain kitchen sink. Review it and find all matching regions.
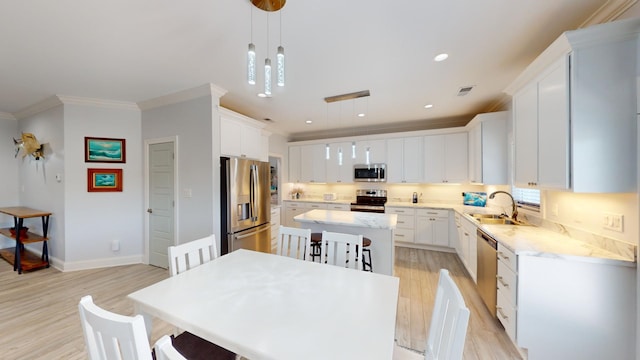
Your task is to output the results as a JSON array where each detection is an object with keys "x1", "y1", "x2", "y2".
[{"x1": 468, "y1": 213, "x2": 529, "y2": 226}]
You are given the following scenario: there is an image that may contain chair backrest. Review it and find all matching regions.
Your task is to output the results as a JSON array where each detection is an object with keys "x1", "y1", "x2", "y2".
[
  {"x1": 320, "y1": 231, "x2": 363, "y2": 270},
  {"x1": 425, "y1": 269, "x2": 470, "y2": 360},
  {"x1": 168, "y1": 235, "x2": 217, "y2": 276},
  {"x1": 78, "y1": 295, "x2": 152, "y2": 360},
  {"x1": 153, "y1": 335, "x2": 187, "y2": 360},
  {"x1": 276, "y1": 225, "x2": 312, "y2": 260}
]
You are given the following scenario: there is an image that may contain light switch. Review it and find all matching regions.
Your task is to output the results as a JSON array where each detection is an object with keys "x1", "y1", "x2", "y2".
[{"x1": 184, "y1": 189, "x2": 193, "y2": 198}]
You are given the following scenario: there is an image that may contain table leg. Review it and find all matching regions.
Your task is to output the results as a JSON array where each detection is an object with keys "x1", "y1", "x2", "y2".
[
  {"x1": 41, "y1": 216, "x2": 50, "y2": 267},
  {"x1": 13, "y1": 217, "x2": 23, "y2": 274},
  {"x1": 134, "y1": 303, "x2": 154, "y2": 339}
]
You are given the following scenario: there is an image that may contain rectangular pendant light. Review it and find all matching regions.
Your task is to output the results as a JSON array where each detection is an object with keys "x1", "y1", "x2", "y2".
[
  {"x1": 366, "y1": 147, "x2": 371, "y2": 165},
  {"x1": 338, "y1": 147, "x2": 343, "y2": 166},
  {"x1": 264, "y1": 58, "x2": 272, "y2": 96},
  {"x1": 325, "y1": 144, "x2": 330, "y2": 160},
  {"x1": 247, "y1": 43, "x2": 256, "y2": 85},
  {"x1": 277, "y1": 46, "x2": 285, "y2": 87},
  {"x1": 351, "y1": 142, "x2": 356, "y2": 159}
]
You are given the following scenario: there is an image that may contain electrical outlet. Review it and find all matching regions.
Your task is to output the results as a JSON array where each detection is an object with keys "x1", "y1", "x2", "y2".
[{"x1": 603, "y1": 212, "x2": 624, "y2": 232}]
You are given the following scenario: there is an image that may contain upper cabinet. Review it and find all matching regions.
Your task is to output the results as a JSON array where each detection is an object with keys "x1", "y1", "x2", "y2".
[
  {"x1": 505, "y1": 19, "x2": 639, "y2": 193},
  {"x1": 326, "y1": 142, "x2": 355, "y2": 183},
  {"x1": 220, "y1": 107, "x2": 269, "y2": 161},
  {"x1": 299, "y1": 144, "x2": 327, "y2": 183},
  {"x1": 387, "y1": 137, "x2": 423, "y2": 183},
  {"x1": 354, "y1": 139, "x2": 386, "y2": 165},
  {"x1": 423, "y1": 133, "x2": 468, "y2": 184},
  {"x1": 466, "y1": 111, "x2": 508, "y2": 185}
]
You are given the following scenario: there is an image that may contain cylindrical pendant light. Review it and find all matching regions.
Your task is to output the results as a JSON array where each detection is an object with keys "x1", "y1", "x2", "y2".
[
  {"x1": 264, "y1": 58, "x2": 272, "y2": 96},
  {"x1": 248, "y1": 43, "x2": 256, "y2": 85},
  {"x1": 277, "y1": 45, "x2": 285, "y2": 87}
]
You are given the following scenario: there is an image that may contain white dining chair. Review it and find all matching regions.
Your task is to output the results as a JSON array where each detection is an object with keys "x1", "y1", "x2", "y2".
[
  {"x1": 154, "y1": 335, "x2": 187, "y2": 360},
  {"x1": 276, "y1": 225, "x2": 312, "y2": 260},
  {"x1": 78, "y1": 294, "x2": 154, "y2": 360},
  {"x1": 320, "y1": 231, "x2": 363, "y2": 270},
  {"x1": 168, "y1": 235, "x2": 218, "y2": 277},
  {"x1": 393, "y1": 269, "x2": 470, "y2": 360}
]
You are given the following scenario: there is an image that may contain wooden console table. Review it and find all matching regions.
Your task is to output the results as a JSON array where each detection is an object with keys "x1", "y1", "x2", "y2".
[{"x1": 0, "y1": 207, "x2": 51, "y2": 274}]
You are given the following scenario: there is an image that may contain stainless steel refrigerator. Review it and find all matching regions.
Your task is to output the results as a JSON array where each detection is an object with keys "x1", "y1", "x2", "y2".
[{"x1": 220, "y1": 157, "x2": 271, "y2": 254}]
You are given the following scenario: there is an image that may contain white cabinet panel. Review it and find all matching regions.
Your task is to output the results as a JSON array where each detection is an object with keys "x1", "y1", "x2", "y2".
[
  {"x1": 387, "y1": 137, "x2": 423, "y2": 183},
  {"x1": 288, "y1": 146, "x2": 301, "y2": 183},
  {"x1": 513, "y1": 81, "x2": 540, "y2": 187},
  {"x1": 424, "y1": 133, "x2": 467, "y2": 183},
  {"x1": 300, "y1": 144, "x2": 327, "y2": 183},
  {"x1": 220, "y1": 108, "x2": 267, "y2": 160},
  {"x1": 467, "y1": 111, "x2": 508, "y2": 185},
  {"x1": 326, "y1": 142, "x2": 354, "y2": 183},
  {"x1": 355, "y1": 139, "x2": 386, "y2": 165}
]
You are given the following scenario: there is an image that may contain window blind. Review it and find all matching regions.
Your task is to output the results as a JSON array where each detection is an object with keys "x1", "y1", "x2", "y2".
[{"x1": 512, "y1": 187, "x2": 540, "y2": 211}]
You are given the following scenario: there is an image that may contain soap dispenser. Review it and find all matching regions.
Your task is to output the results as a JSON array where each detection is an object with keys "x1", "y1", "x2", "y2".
[{"x1": 412, "y1": 192, "x2": 418, "y2": 203}]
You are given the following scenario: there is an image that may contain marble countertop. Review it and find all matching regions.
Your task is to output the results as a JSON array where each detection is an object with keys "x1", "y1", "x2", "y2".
[
  {"x1": 284, "y1": 199, "x2": 353, "y2": 205},
  {"x1": 294, "y1": 209, "x2": 398, "y2": 230}
]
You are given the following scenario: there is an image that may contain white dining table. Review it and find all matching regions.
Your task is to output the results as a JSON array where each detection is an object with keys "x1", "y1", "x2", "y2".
[{"x1": 128, "y1": 249, "x2": 400, "y2": 360}]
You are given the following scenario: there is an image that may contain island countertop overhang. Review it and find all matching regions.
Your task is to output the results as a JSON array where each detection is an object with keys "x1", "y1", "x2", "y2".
[{"x1": 294, "y1": 209, "x2": 398, "y2": 230}]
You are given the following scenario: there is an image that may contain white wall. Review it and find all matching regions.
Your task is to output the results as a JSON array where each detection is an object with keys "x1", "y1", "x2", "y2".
[
  {"x1": 141, "y1": 96, "x2": 219, "y2": 246},
  {"x1": 63, "y1": 103, "x2": 142, "y2": 268},
  {"x1": 0, "y1": 118, "x2": 19, "y2": 248},
  {"x1": 16, "y1": 105, "x2": 66, "y2": 263}
]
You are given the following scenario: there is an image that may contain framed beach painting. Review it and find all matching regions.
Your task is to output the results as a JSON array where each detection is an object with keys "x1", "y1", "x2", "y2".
[
  {"x1": 87, "y1": 168, "x2": 123, "y2": 192},
  {"x1": 85, "y1": 137, "x2": 126, "y2": 163}
]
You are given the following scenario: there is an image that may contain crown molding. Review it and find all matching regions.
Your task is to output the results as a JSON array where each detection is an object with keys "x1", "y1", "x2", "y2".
[
  {"x1": 0, "y1": 111, "x2": 16, "y2": 121},
  {"x1": 138, "y1": 83, "x2": 228, "y2": 111},
  {"x1": 580, "y1": 0, "x2": 638, "y2": 27},
  {"x1": 56, "y1": 95, "x2": 139, "y2": 110},
  {"x1": 14, "y1": 95, "x2": 63, "y2": 119}
]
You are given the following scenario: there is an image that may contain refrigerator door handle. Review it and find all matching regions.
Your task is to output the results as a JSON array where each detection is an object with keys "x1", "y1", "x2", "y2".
[
  {"x1": 235, "y1": 224, "x2": 271, "y2": 240},
  {"x1": 250, "y1": 164, "x2": 259, "y2": 222}
]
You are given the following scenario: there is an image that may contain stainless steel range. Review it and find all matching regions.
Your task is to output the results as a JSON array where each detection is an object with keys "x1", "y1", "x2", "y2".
[{"x1": 350, "y1": 189, "x2": 387, "y2": 213}]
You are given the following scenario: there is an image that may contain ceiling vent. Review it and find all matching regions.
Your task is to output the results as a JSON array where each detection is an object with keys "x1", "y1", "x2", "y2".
[{"x1": 457, "y1": 86, "x2": 474, "y2": 96}]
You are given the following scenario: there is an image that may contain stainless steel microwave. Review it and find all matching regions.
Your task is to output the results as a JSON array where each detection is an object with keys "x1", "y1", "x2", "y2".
[{"x1": 354, "y1": 164, "x2": 386, "y2": 182}]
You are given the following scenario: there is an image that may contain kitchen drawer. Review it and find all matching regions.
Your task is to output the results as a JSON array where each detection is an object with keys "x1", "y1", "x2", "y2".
[
  {"x1": 497, "y1": 260, "x2": 517, "y2": 305},
  {"x1": 395, "y1": 215, "x2": 415, "y2": 229},
  {"x1": 386, "y1": 207, "x2": 416, "y2": 216},
  {"x1": 327, "y1": 203, "x2": 350, "y2": 211},
  {"x1": 497, "y1": 289, "x2": 517, "y2": 341},
  {"x1": 393, "y1": 228, "x2": 415, "y2": 243},
  {"x1": 306, "y1": 203, "x2": 328, "y2": 210},
  {"x1": 285, "y1": 202, "x2": 306, "y2": 209},
  {"x1": 497, "y1": 243, "x2": 517, "y2": 272},
  {"x1": 416, "y1": 208, "x2": 448, "y2": 218}
]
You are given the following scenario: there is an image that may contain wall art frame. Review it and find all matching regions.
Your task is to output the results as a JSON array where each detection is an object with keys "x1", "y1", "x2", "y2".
[
  {"x1": 87, "y1": 168, "x2": 123, "y2": 192},
  {"x1": 84, "y1": 137, "x2": 126, "y2": 163}
]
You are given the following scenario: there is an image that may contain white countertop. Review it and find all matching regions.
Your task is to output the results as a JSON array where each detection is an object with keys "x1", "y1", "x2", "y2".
[{"x1": 294, "y1": 209, "x2": 398, "y2": 230}]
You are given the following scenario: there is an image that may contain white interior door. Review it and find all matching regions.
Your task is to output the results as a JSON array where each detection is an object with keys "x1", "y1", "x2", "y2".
[{"x1": 148, "y1": 141, "x2": 175, "y2": 268}]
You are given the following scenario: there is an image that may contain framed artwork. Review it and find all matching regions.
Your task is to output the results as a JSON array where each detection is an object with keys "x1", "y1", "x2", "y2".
[
  {"x1": 88, "y1": 168, "x2": 123, "y2": 192},
  {"x1": 85, "y1": 137, "x2": 126, "y2": 163}
]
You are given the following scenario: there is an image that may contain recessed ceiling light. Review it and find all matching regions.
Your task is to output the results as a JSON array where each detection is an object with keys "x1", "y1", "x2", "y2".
[
  {"x1": 434, "y1": 53, "x2": 448, "y2": 62},
  {"x1": 357, "y1": 113, "x2": 365, "y2": 117},
  {"x1": 305, "y1": 120, "x2": 313, "y2": 124},
  {"x1": 424, "y1": 104, "x2": 434, "y2": 109},
  {"x1": 257, "y1": 93, "x2": 267, "y2": 98}
]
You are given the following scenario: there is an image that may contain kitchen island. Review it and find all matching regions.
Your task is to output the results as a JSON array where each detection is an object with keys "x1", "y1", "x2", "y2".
[{"x1": 294, "y1": 209, "x2": 397, "y2": 276}]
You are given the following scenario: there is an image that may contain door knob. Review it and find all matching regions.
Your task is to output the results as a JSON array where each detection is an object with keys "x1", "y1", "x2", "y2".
[{"x1": 147, "y1": 208, "x2": 153, "y2": 213}]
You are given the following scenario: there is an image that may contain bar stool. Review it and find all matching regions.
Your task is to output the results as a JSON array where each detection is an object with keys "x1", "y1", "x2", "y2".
[
  {"x1": 361, "y1": 237, "x2": 373, "y2": 272},
  {"x1": 311, "y1": 232, "x2": 373, "y2": 271},
  {"x1": 310, "y1": 232, "x2": 323, "y2": 262}
]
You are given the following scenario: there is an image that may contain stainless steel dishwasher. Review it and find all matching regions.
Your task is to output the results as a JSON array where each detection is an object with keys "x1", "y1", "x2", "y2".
[{"x1": 477, "y1": 228, "x2": 497, "y2": 317}]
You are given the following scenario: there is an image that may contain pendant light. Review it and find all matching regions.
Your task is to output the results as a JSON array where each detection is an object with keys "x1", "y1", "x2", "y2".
[
  {"x1": 276, "y1": 12, "x2": 285, "y2": 87},
  {"x1": 264, "y1": 14, "x2": 272, "y2": 96},
  {"x1": 247, "y1": 7, "x2": 256, "y2": 85}
]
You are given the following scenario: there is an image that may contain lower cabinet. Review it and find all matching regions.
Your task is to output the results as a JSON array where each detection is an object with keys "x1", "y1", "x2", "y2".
[
  {"x1": 454, "y1": 213, "x2": 477, "y2": 284},
  {"x1": 415, "y1": 209, "x2": 449, "y2": 247},
  {"x1": 385, "y1": 207, "x2": 415, "y2": 244},
  {"x1": 283, "y1": 201, "x2": 350, "y2": 228},
  {"x1": 496, "y1": 244, "x2": 517, "y2": 340}
]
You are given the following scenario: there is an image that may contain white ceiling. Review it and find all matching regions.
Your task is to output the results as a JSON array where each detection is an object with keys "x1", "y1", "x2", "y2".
[{"x1": 0, "y1": 0, "x2": 631, "y2": 140}]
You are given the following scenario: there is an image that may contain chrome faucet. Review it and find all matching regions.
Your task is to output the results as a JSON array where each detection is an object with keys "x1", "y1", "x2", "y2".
[{"x1": 489, "y1": 191, "x2": 518, "y2": 221}]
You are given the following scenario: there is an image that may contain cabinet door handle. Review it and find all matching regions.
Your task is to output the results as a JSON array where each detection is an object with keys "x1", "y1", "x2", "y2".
[
  {"x1": 497, "y1": 276, "x2": 509, "y2": 288},
  {"x1": 396, "y1": 234, "x2": 405, "y2": 237},
  {"x1": 497, "y1": 307, "x2": 509, "y2": 320},
  {"x1": 497, "y1": 251, "x2": 510, "y2": 261},
  {"x1": 147, "y1": 208, "x2": 153, "y2": 213}
]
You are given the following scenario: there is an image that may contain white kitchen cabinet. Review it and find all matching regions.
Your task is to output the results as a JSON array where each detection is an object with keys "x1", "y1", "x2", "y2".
[
  {"x1": 354, "y1": 139, "x2": 386, "y2": 165},
  {"x1": 466, "y1": 111, "x2": 508, "y2": 185},
  {"x1": 423, "y1": 133, "x2": 468, "y2": 183},
  {"x1": 299, "y1": 144, "x2": 327, "y2": 183},
  {"x1": 385, "y1": 207, "x2": 415, "y2": 243},
  {"x1": 270, "y1": 207, "x2": 281, "y2": 253},
  {"x1": 288, "y1": 146, "x2": 301, "y2": 183},
  {"x1": 507, "y1": 20, "x2": 638, "y2": 192},
  {"x1": 496, "y1": 244, "x2": 517, "y2": 341},
  {"x1": 326, "y1": 203, "x2": 350, "y2": 211},
  {"x1": 325, "y1": 142, "x2": 354, "y2": 183},
  {"x1": 220, "y1": 107, "x2": 268, "y2": 161},
  {"x1": 283, "y1": 201, "x2": 327, "y2": 228},
  {"x1": 415, "y1": 209, "x2": 449, "y2": 247},
  {"x1": 457, "y1": 215, "x2": 477, "y2": 283},
  {"x1": 386, "y1": 137, "x2": 423, "y2": 183}
]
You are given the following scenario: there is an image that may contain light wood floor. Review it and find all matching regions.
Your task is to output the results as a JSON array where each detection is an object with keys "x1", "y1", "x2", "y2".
[{"x1": 0, "y1": 248, "x2": 522, "y2": 359}]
